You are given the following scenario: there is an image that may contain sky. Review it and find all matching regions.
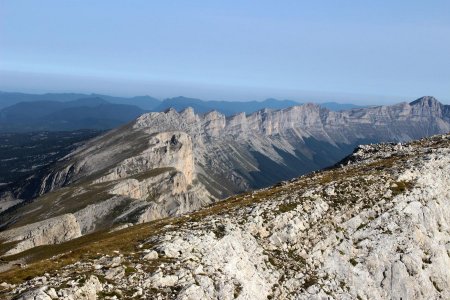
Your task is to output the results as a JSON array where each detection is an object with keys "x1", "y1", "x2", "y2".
[{"x1": 0, "y1": 1, "x2": 449, "y2": 104}]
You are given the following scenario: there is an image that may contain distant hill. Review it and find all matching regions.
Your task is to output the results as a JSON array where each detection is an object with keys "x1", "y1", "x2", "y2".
[
  {"x1": 0, "y1": 98, "x2": 145, "y2": 132},
  {"x1": 319, "y1": 102, "x2": 364, "y2": 111},
  {"x1": 90, "y1": 94, "x2": 161, "y2": 110},
  {"x1": 0, "y1": 91, "x2": 161, "y2": 110},
  {"x1": 0, "y1": 91, "x2": 89, "y2": 109}
]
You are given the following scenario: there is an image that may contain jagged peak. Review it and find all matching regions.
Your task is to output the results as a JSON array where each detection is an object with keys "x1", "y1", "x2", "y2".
[
  {"x1": 409, "y1": 96, "x2": 441, "y2": 106},
  {"x1": 180, "y1": 107, "x2": 194, "y2": 114},
  {"x1": 203, "y1": 109, "x2": 224, "y2": 118},
  {"x1": 227, "y1": 111, "x2": 246, "y2": 119}
]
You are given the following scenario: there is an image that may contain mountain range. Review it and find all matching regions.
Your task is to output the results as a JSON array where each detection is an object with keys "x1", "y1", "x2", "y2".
[
  {"x1": 0, "y1": 96, "x2": 448, "y2": 259},
  {"x1": 0, "y1": 91, "x2": 364, "y2": 132}
]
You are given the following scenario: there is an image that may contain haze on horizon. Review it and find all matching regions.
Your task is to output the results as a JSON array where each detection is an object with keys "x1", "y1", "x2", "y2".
[{"x1": 1, "y1": 0, "x2": 449, "y2": 104}]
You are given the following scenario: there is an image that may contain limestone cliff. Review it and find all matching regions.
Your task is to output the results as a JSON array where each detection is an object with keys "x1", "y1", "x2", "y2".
[
  {"x1": 0, "y1": 214, "x2": 81, "y2": 256},
  {"x1": 0, "y1": 130, "x2": 212, "y2": 254}
]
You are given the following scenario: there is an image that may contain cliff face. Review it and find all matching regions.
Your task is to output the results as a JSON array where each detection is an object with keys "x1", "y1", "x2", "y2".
[
  {"x1": 0, "y1": 214, "x2": 81, "y2": 256},
  {"x1": 134, "y1": 96, "x2": 449, "y2": 140},
  {"x1": 132, "y1": 96, "x2": 450, "y2": 196},
  {"x1": 6, "y1": 96, "x2": 449, "y2": 203},
  {"x1": 0, "y1": 129, "x2": 212, "y2": 255},
  {"x1": 3, "y1": 134, "x2": 449, "y2": 300},
  {"x1": 0, "y1": 97, "x2": 449, "y2": 256}
]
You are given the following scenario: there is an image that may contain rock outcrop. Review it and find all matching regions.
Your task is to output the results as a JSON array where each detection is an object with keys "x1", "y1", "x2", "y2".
[
  {"x1": 0, "y1": 214, "x2": 81, "y2": 255},
  {"x1": 0, "y1": 130, "x2": 212, "y2": 255}
]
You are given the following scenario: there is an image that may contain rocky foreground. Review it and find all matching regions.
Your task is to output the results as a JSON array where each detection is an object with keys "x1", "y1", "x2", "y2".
[{"x1": 1, "y1": 134, "x2": 450, "y2": 299}]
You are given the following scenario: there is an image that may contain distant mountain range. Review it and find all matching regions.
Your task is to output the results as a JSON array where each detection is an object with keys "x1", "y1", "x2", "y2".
[
  {"x1": 0, "y1": 97, "x2": 146, "y2": 132},
  {"x1": 0, "y1": 91, "x2": 364, "y2": 132},
  {"x1": 0, "y1": 91, "x2": 161, "y2": 110}
]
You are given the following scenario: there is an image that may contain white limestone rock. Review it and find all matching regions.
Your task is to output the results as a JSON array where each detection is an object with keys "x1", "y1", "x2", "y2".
[{"x1": 0, "y1": 214, "x2": 81, "y2": 256}]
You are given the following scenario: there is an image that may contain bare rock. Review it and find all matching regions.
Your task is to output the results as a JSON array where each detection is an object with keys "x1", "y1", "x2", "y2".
[{"x1": 0, "y1": 214, "x2": 81, "y2": 255}]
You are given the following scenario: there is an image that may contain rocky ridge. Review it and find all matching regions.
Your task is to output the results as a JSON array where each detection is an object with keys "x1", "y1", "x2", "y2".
[{"x1": 1, "y1": 133, "x2": 449, "y2": 299}]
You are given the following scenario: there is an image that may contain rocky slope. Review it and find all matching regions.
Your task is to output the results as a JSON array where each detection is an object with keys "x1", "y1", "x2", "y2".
[
  {"x1": 0, "y1": 133, "x2": 449, "y2": 299},
  {"x1": 0, "y1": 96, "x2": 449, "y2": 256},
  {"x1": 0, "y1": 129, "x2": 213, "y2": 255}
]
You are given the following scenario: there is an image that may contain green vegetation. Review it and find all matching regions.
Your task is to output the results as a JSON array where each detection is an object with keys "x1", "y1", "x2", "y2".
[
  {"x1": 234, "y1": 282, "x2": 243, "y2": 298},
  {"x1": 0, "y1": 130, "x2": 100, "y2": 184},
  {"x1": 349, "y1": 258, "x2": 358, "y2": 266},
  {"x1": 213, "y1": 224, "x2": 227, "y2": 239},
  {"x1": 277, "y1": 202, "x2": 299, "y2": 213},
  {"x1": 431, "y1": 278, "x2": 443, "y2": 292},
  {"x1": 356, "y1": 222, "x2": 367, "y2": 231},
  {"x1": 302, "y1": 275, "x2": 318, "y2": 289},
  {"x1": 130, "y1": 167, "x2": 176, "y2": 181}
]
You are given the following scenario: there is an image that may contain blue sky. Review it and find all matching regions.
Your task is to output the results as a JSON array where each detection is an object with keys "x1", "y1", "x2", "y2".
[{"x1": 1, "y1": 1, "x2": 449, "y2": 104}]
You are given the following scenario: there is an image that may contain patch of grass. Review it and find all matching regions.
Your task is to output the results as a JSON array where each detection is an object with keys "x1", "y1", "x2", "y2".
[
  {"x1": 422, "y1": 256, "x2": 432, "y2": 264},
  {"x1": 130, "y1": 167, "x2": 176, "y2": 181},
  {"x1": 212, "y1": 224, "x2": 226, "y2": 239},
  {"x1": 234, "y1": 282, "x2": 243, "y2": 298},
  {"x1": 302, "y1": 275, "x2": 318, "y2": 289},
  {"x1": 98, "y1": 290, "x2": 122, "y2": 299},
  {"x1": 382, "y1": 228, "x2": 392, "y2": 235},
  {"x1": 0, "y1": 240, "x2": 20, "y2": 257},
  {"x1": 0, "y1": 219, "x2": 161, "y2": 284},
  {"x1": 390, "y1": 180, "x2": 413, "y2": 196},
  {"x1": 2, "y1": 181, "x2": 114, "y2": 230},
  {"x1": 431, "y1": 278, "x2": 443, "y2": 292},
  {"x1": 277, "y1": 202, "x2": 299, "y2": 213},
  {"x1": 356, "y1": 222, "x2": 367, "y2": 231}
]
